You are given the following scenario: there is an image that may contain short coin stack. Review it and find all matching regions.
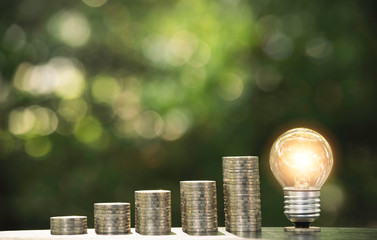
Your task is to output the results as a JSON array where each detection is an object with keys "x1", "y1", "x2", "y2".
[
  {"x1": 94, "y1": 202, "x2": 131, "y2": 235},
  {"x1": 223, "y1": 156, "x2": 262, "y2": 233},
  {"x1": 135, "y1": 190, "x2": 171, "y2": 235},
  {"x1": 180, "y1": 180, "x2": 218, "y2": 235},
  {"x1": 50, "y1": 216, "x2": 87, "y2": 235}
]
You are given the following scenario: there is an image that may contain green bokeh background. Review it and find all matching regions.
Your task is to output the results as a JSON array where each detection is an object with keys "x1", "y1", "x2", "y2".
[{"x1": 1, "y1": 0, "x2": 377, "y2": 230}]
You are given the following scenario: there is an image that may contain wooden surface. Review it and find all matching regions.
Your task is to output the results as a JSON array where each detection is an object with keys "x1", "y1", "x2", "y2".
[{"x1": 1, "y1": 227, "x2": 377, "y2": 240}]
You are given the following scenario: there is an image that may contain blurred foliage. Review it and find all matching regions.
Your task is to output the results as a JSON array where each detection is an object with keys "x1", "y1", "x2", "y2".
[{"x1": 1, "y1": 0, "x2": 377, "y2": 230}]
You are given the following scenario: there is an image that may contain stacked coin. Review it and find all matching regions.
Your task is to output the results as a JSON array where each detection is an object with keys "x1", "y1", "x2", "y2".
[
  {"x1": 223, "y1": 156, "x2": 262, "y2": 233},
  {"x1": 50, "y1": 216, "x2": 87, "y2": 235},
  {"x1": 94, "y1": 202, "x2": 131, "y2": 235},
  {"x1": 135, "y1": 190, "x2": 171, "y2": 235},
  {"x1": 180, "y1": 180, "x2": 218, "y2": 236}
]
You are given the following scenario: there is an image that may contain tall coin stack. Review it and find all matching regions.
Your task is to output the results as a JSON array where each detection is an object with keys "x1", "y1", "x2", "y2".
[
  {"x1": 223, "y1": 156, "x2": 262, "y2": 233},
  {"x1": 180, "y1": 180, "x2": 218, "y2": 236},
  {"x1": 50, "y1": 216, "x2": 87, "y2": 235},
  {"x1": 135, "y1": 190, "x2": 171, "y2": 235},
  {"x1": 94, "y1": 202, "x2": 131, "y2": 235}
]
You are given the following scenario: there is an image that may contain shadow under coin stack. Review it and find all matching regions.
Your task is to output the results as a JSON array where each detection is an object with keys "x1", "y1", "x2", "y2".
[
  {"x1": 180, "y1": 180, "x2": 218, "y2": 236},
  {"x1": 135, "y1": 190, "x2": 171, "y2": 235},
  {"x1": 50, "y1": 216, "x2": 87, "y2": 235},
  {"x1": 94, "y1": 202, "x2": 131, "y2": 235},
  {"x1": 223, "y1": 156, "x2": 262, "y2": 234}
]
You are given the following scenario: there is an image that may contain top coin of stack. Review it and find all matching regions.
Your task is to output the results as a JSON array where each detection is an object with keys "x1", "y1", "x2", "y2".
[
  {"x1": 94, "y1": 202, "x2": 131, "y2": 235},
  {"x1": 135, "y1": 190, "x2": 171, "y2": 235},
  {"x1": 223, "y1": 156, "x2": 262, "y2": 233},
  {"x1": 50, "y1": 216, "x2": 87, "y2": 235},
  {"x1": 180, "y1": 180, "x2": 218, "y2": 236}
]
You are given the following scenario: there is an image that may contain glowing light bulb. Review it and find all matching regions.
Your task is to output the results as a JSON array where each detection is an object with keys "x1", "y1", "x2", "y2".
[{"x1": 269, "y1": 127, "x2": 334, "y2": 231}]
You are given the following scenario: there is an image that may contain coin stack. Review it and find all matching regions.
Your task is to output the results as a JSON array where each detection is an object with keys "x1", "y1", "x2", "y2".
[
  {"x1": 180, "y1": 180, "x2": 218, "y2": 236},
  {"x1": 50, "y1": 216, "x2": 87, "y2": 235},
  {"x1": 223, "y1": 156, "x2": 262, "y2": 233},
  {"x1": 135, "y1": 190, "x2": 171, "y2": 235},
  {"x1": 94, "y1": 202, "x2": 131, "y2": 235}
]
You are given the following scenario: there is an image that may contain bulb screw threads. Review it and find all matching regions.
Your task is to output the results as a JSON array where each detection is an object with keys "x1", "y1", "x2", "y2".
[{"x1": 283, "y1": 189, "x2": 320, "y2": 228}]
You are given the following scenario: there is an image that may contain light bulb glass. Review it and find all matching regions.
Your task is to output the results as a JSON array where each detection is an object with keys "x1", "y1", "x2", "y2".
[{"x1": 270, "y1": 128, "x2": 333, "y2": 190}]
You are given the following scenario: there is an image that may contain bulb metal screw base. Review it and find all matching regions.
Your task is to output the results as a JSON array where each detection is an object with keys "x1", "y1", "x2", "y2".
[{"x1": 284, "y1": 189, "x2": 321, "y2": 229}]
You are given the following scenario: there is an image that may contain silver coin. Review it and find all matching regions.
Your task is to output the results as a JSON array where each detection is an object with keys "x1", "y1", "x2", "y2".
[
  {"x1": 182, "y1": 213, "x2": 217, "y2": 216},
  {"x1": 223, "y1": 166, "x2": 259, "y2": 170},
  {"x1": 95, "y1": 220, "x2": 130, "y2": 224},
  {"x1": 222, "y1": 163, "x2": 259, "y2": 168},
  {"x1": 224, "y1": 201, "x2": 261, "y2": 206},
  {"x1": 181, "y1": 190, "x2": 216, "y2": 194},
  {"x1": 183, "y1": 230, "x2": 218, "y2": 235},
  {"x1": 51, "y1": 216, "x2": 86, "y2": 221},
  {"x1": 95, "y1": 226, "x2": 131, "y2": 230},
  {"x1": 181, "y1": 210, "x2": 218, "y2": 215},
  {"x1": 224, "y1": 187, "x2": 261, "y2": 193},
  {"x1": 51, "y1": 230, "x2": 87, "y2": 235},
  {"x1": 180, "y1": 180, "x2": 216, "y2": 184},
  {"x1": 226, "y1": 225, "x2": 262, "y2": 230},
  {"x1": 136, "y1": 214, "x2": 171, "y2": 219},
  {"x1": 136, "y1": 231, "x2": 171, "y2": 235},
  {"x1": 136, "y1": 226, "x2": 171, "y2": 230},
  {"x1": 181, "y1": 201, "x2": 217, "y2": 206},
  {"x1": 136, "y1": 211, "x2": 171, "y2": 215},
  {"x1": 95, "y1": 202, "x2": 130, "y2": 207},
  {"x1": 135, "y1": 208, "x2": 171, "y2": 212},
  {"x1": 135, "y1": 190, "x2": 171, "y2": 194},
  {"x1": 136, "y1": 229, "x2": 171, "y2": 232},
  {"x1": 223, "y1": 159, "x2": 258, "y2": 164},
  {"x1": 136, "y1": 212, "x2": 171, "y2": 216},
  {"x1": 95, "y1": 231, "x2": 131, "y2": 235},
  {"x1": 223, "y1": 173, "x2": 259, "y2": 177},
  {"x1": 183, "y1": 219, "x2": 218, "y2": 223},
  {"x1": 135, "y1": 197, "x2": 170, "y2": 200},
  {"x1": 135, "y1": 202, "x2": 170, "y2": 207},
  {"x1": 183, "y1": 226, "x2": 217, "y2": 231},
  {"x1": 136, "y1": 220, "x2": 171, "y2": 224},
  {"x1": 135, "y1": 207, "x2": 171, "y2": 210}
]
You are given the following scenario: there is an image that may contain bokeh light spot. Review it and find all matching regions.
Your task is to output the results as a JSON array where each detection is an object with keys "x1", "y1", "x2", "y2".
[
  {"x1": 162, "y1": 109, "x2": 192, "y2": 141},
  {"x1": 48, "y1": 10, "x2": 91, "y2": 47},
  {"x1": 134, "y1": 111, "x2": 163, "y2": 139},
  {"x1": 142, "y1": 35, "x2": 169, "y2": 63},
  {"x1": 58, "y1": 98, "x2": 88, "y2": 122},
  {"x1": 263, "y1": 32, "x2": 293, "y2": 60},
  {"x1": 24, "y1": 137, "x2": 52, "y2": 158},
  {"x1": 8, "y1": 106, "x2": 58, "y2": 136},
  {"x1": 50, "y1": 57, "x2": 85, "y2": 99},
  {"x1": 92, "y1": 75, "x2": 120, "y2": 104},
  {"x1": 188, "y1": 41, "x2": 211, "y2": 68},
  {"x1": 13, "y1": 57, "x2": 85, "y2": 99},
  {"x1": 255, "y1": 66, "x2": 282, "y2": 92},
  {"x1": 165, "y1": 30, "x2": 198, "y2": 67},
  {"x1": 8, "y1": 107, "x2": 36, "y2": 135},
  {"x1": 113, "y1": 90, "x2": 140, "y2": 120},
  {"x1": 217, "y1": 73, "x2": 244, "y2": 101},
  {"x1": 305, "y1": 37, "x2": 333, "y2": 63},
  {"x1": 74, "y1": 116, "x2": 103, "y2": 144},
  {"x1": 29, "y1": 106, "x2": 59, "y2": 136},
  {"x1": 3, "y1": 24, "x2": 26, "y2": 51},
  {"x1": 114, "y1": 119, "x2": 136, "y2": 139},
  {"x1": 82, "y1": 0, "x2": 107, "y2": 8}
]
